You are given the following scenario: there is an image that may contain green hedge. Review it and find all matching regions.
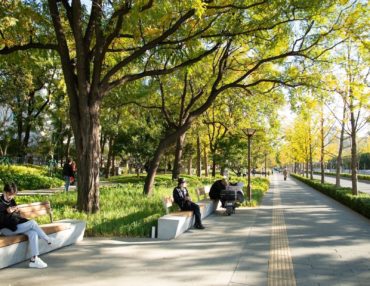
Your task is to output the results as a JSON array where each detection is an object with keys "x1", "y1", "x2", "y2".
[
  {"x1": 0, "y1": 165, "x2": 64, "y2": 190},
  {"x1": 313, "y1": 171, "x2": 370, "y2": 181},
  {"x1": 291, "y1": 173, "x2": 370, "y2": 219}
]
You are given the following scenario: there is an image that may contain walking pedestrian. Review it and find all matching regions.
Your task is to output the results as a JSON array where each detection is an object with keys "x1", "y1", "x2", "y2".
[
  {"x1": 283, "y1": 167, "x2": 288, "y2": 180},
  {"x1": 62, "y1": 158, "x2": 74, "y2": 191}
]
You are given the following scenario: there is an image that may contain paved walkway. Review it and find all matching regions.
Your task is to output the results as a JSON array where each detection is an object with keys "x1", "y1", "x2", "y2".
[
  {"x1": 18, "y1": 181, "x2": 112, "y2": 196},
  {"x1": 2, "y1": 174, "x2": 370, "y2": 285}
]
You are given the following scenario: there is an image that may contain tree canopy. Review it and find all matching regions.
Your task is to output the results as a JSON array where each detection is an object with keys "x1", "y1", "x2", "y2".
[{"x1": 1, "y1": 0, "x2": 369, "y2": 212}]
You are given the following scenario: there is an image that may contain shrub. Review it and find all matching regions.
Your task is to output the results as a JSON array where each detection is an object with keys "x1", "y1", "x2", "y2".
[
  {"x1": 291, "y1": 173, "x2": 370, "y2": 219},
  {"x1": 0, "y1": 165, "x2": 64, "y2": 190},
  {"x1": 313, "y1": 171, "x2": 370, "y2": 181}
]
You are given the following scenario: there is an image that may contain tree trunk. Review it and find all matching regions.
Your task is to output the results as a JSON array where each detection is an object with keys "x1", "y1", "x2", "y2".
[
  {"x1": 64, "y1": 131, "x2": 72, "y2": 161},
  {"x1": 305, "y1": 159, "x2": 309, "y2": 178},
  {"x1": 144, "y1": 141, "x2": 172, "y2": 195},
  {"x1": 144, "y1": 122, "x2": 196, "y2": 195},
  {"x1": 320, "y1": 104, "x2": 325, "y2": 183},
  {"x1": 105, "y1": 136, "x2": 114, "y2": 178},
  {"x1": 187, "y1": 156, "x2": 192, "y2": 175},
  {"x1": 15, "y1": 102, "x2": 24, "y2": 156},
  {"x1": 74, "y1": 102, "x2": 101, "y2": 213},
  {"x1": 22, "y1": 117, "x2": 31, "y2": 152},
  {"x1": 196, "y1": 135, "x2": 201, "y2": 177},
  {"x1": 172, "y1": 133, "x2": 186, "y2": 180},
  {"x1": 211, "y1": 155, "x2": 216, "y2": 177},
  {"x1": 309, "y1": 145, "x2": 313, "y2": 180},
  {"x1": 110, "y1": 155, "x2": 116, "y2": 176},
  {"x1": 220, "y1": 165, "x2": 225, "y2": 176},
  {"x1": 0, "y1": 143, "x2": 8, "y2": 156},
  {"x1": 100, "y1": 133, "x2": 107, "y2": 168},
  {"x1": 349, "y1": 89, "x2": 358, "y2": 195},
  {"x1": 336, "y1": 104, "x2": 346, "y2": 188},
  {"x1": 204, "y1": 148, "x2": 209, "y2": 177},
  {"x1": 309, "y1": 137, "x2": 313, "y2": 180},
  {"x1": 23, "y1": 91, "x2": 35, "y2": 153},
  {"x1": 57, "y1": 123, "x2": 64, "y2": 166}
]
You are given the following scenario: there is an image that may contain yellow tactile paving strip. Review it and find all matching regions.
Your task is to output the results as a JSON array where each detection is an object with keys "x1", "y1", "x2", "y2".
[{"x1": 268, "y1": 186, "x2": 297, "y2": 286}]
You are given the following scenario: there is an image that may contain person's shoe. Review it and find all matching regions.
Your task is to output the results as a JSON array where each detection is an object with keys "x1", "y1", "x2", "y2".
[
  {"x1": 29, "y1": 257, "x2": 48, "y2": 269},
  {"x1": 194, "y1": 224, "x2": 205, "y2": 229},
  {"x1": 47, "y1": 237, "x2": 56, "y2": 245}
]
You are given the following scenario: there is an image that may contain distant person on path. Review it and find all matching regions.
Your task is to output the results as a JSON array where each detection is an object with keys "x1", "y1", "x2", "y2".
[
  {"x1": 283, "y1": 167, "x2": 288, "y2": 180},
  {"x1": 173, "y1": 178, "x2": 205, "y2": 229},
  {"x1": 242, "y1": 168, "x2": 247, "y2": 177},
  {"x1": 209, "y1": 178, "x2": 228, "y2": 207},
  {"x1": 62, "y1": 158, "x2": 74, "y2": 191},
  {"x1": 252, "y1": 168, "x2": 256, "y2": 176},
  {"x1": 0, "y1": 183, "x2": 54, "y2": 268}
]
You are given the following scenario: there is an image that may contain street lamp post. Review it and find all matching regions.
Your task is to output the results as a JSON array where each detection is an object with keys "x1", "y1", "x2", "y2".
[
  {"x1": 264, "y1": 152, "x2": 267, "y2": 177},
  {"x1": 243, "y1": 128, "x2": 256, "y2": 201}
]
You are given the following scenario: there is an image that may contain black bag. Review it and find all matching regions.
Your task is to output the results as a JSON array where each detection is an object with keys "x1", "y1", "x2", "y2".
[{"x1": 3, "y1": 212, "x2": 28, "y2": 231}]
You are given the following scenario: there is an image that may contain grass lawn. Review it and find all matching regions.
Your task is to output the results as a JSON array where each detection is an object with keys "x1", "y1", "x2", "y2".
[{"x1": 15, "y1": 174, "x2": 270, "y2": 237}]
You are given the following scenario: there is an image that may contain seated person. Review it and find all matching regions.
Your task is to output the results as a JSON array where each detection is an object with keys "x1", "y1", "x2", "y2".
[
  {"x1": 209, "y1": 178, "x2": 228, "y2": 206},
  {"x1": 173, "y1": 178, "x2": 205, "y2": 229},
  {"x1": 0, "y1": 183, "x2": 55, "y2": 269}
]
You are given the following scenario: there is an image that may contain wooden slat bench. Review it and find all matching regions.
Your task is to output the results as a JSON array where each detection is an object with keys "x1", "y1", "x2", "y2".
[
  {"x1": 157, "y1": 186, "x2": 218, "y2": 240},
  {"x1": 196, "y1": 185, "x2": 211, "y2": 201},
  {"x1": 0, "y1": 201, "x2": 86, "y2": 269},
  {"x1": 18, "y1": 201, "x2": 54, "y2": 221}
]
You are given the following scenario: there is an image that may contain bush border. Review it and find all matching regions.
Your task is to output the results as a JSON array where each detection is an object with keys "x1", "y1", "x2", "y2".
[
  {"x1": 313, "y1": 171, "x2": 370, "y2": 182},
  {"x1": 291, "y1": 173, "x2": 370, "y2": 220}
]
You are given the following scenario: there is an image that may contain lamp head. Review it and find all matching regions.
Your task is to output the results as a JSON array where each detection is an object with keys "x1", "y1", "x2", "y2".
[{"x1": 243, "y1": 128, "x2": 256, "y2": 136}]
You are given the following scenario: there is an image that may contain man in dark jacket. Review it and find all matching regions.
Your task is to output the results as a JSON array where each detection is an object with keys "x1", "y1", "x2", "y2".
[
  {"x1": 173, "y1": 178, "x2": 205, "y2": 229},
  {"x1": 209, "y1": 178, "x2": 228, "y2": 206}
]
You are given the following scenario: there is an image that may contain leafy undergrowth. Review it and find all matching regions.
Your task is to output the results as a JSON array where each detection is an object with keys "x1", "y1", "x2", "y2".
[
  {"x1": 0, "y1": 165, "x2": 64, "y2": 190},
  {"x1": 16, "y1": 174, "x2": 270, "y2": 237}
]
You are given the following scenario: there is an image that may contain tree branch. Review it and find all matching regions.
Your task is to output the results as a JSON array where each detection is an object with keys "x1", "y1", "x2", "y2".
[
  {"x1": 206, "y1": 0, "x2": 267, "y2": 10},
  {"x1": 140, "y1": 0, "x2": 154, "y2": 12},
  {"x1": 0, "y1": 43, "x2": 58, "y2": 54},
  {"x1": 101, "y1": 8, "x2": 196, "y2": 89},
  {"x1": 105, "y1": 43, "x2": 219, "y2": 92},
  {"x1": 84, "y1": 0, "x2": 101, "y2": 50},
  {"x1": 158, "y1": 78, "x2": 177, "y2": 128}
]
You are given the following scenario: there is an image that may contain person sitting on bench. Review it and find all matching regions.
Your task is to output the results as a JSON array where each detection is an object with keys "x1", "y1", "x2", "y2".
[
  {"x1": 0, "y1": 183, "x2": 55, "y2": 269},
  {"x1": 209, "y1": 178, "x2": 228, "y2": 207},
  {"x1": 173, "y1": 178, "x2": 205, "y2": 229}
]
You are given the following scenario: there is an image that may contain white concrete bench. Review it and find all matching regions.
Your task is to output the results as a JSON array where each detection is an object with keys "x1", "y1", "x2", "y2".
[
  {"x1": 157, "y1": 186, "x2": 218, "y2": 239},
  {"x1": 0, "y1": 201, "x2": 86, "y2": 269}
]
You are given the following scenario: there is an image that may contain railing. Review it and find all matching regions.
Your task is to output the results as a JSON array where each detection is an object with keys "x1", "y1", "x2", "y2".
[{"x1": 0, "y1": 156, "x2": 52, "y2": 166}]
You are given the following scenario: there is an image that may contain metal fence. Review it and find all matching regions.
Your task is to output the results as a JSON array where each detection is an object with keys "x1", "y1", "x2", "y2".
[{"x1": 0, "y1": 156, "x2": 58, "y2": 167}]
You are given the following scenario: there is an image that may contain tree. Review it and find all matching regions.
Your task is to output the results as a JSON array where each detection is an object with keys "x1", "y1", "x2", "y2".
[
  {"x1": 282, "y1": 102, "x2": 321, "y2": 178},
  {"x1": 1, "y1": 0, "x2": 354, "y2": 209},
  {"x1": 0, "y1": 106, "x2": 13, "y2": 156},
  {"x1": 1, "y1": 0, "x2": 224, "y2": 211},
  {"x1": 330, "y1": 3, "x2": 369, "y2": 194},
  {"x1": 204, "y1": 103, "x2": 230, "y2": 177},
  {"x1": 0, "y1": 50, "x2": 60, "y2": 158}
]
